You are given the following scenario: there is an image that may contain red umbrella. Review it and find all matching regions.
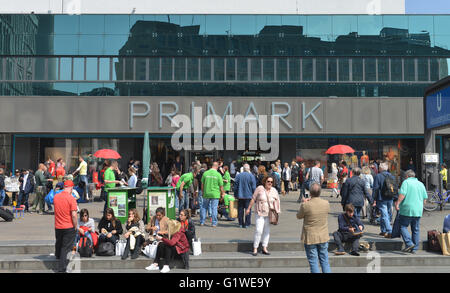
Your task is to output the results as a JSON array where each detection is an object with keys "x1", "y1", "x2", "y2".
[
  {"x1": 93, "y1": 149, "x2": 121, "y2": 159},
  {"x1": 325, "y1": 145, "x2": 355, "y2": 155}
]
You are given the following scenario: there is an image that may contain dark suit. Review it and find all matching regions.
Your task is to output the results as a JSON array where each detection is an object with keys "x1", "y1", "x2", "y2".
[{"x1": 19, "y1": 174, "x2": 34, "y2": 211}]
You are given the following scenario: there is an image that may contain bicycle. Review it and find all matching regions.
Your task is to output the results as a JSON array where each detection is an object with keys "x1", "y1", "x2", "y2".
[{"x1": 423, "y1": 188, "x2": 450, "y2": 211}]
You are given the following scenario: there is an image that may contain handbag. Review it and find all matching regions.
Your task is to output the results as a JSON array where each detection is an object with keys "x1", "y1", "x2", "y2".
[
  {"x1": 96, "y1": 242, "x2": 115, "y2": 256},
  {"x1": 264, "y1": 189, "x2": 279, "y2": 225},
  {"x1": 438, "y1": 233, "x2": 450, "y2": 256},
  {"x1": 142, "y1": 241, "x2": 159, "y2": 259},
  {"x1": 115, "y1": 240, "x2": 127, "y2": 256},
  {"x1": 192, "y1": 238, "x2": 202, "y2": 256},
  {"x1": 391, "y1": 212, "x2": 401, "y2": 239}
]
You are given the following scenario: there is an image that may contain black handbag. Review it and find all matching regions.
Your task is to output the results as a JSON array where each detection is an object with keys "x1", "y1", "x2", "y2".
[{"x1": 96, "y1": 242, "x2": 115, "y2": 256}]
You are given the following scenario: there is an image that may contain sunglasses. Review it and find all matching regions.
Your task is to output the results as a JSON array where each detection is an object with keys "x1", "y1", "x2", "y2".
[{"x1": 267, "y1": 180, "x2": 273, "y2": 184}]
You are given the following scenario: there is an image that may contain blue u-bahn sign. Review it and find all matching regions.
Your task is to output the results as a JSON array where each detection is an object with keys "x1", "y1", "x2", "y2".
[{"x1": 425, "y1": 76, "x2": 450, "y2": 131}]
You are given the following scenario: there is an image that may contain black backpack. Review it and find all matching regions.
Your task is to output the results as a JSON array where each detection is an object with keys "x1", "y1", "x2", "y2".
[
  {"x1": 78, "y1": 236, "x2": 93, "y2": 257},
  {"x1": 96, "y1": 242, "x2": 115, "y2": 256},
  {"x1": 0, "y1": 207, "x2": 13, "y2": 222},
  {"x1": 135, "y1": 178, "x2": 143, "y2": 194},
  {"x1": 382, "y1": 173, "x2": 398, "y2": 199}
]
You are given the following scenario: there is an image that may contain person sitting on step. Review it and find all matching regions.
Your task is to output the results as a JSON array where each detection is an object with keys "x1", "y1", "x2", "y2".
[
  {"x1": 122, "y1": 208, "x2": 146, "y2": 260},
  {"x1": 333, "y1": 203, "x2": 364, "y2": 256}
]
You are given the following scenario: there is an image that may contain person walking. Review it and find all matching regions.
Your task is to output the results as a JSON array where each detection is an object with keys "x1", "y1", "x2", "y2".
[
  {"x1": 18, "y1": 169, "x2": 34, "y2": 212},
  {"x1": 440, "y1": 163, "x2": 448, "y2": 190},
  {"x1": 246, "y1": 176, "x2": 281, "y2": 256},
  {"x1": 372, "y1": 162, "x2": 397, "y2": 238},
  {"x1": 305, "y1": 160, "x2": 324, "y2": 187},
  {"x1": 361, "y1": 166, "x2": 374, "y2": 219},
  {"x1": 72, "y1": 156, "x2": 89, "y2": 200},
  {"x1": 395, "y1": 170, "x2": 428, "y2": 253},
  {"x1": 291, "y1": 160, "x2": 299, "y2": 191},
  {"x1": 200, "y1": 162, "x2": 225, "y2": 227},
  {"x1": 223, "y1": 166, "x2": 231, "y2": 194},
  {"x1": 0, "y1": 168, "x2": 5, "y2": 207},
  {"x1": 281, "y1": 162, "x2": 291, "y2": 195},
  {"x1": 234, "y1": 164, "x2": 257, "y2": 228},
  {"x1": 54, "y1": 180, "x2": 78, "y2": 273},
  {"x1": 297, "y1": 183, "x2": 331, "y2": 273},
  {"x1": 297, "y1": 162, "x2": 307, "y2": 202},
  {"x1": 340, "y1": 167, "x2": 373, "y2": 219}
]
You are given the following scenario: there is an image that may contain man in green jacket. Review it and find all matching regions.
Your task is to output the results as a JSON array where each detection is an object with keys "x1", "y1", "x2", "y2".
[{"x1": 200, "y1": 162, "x2": 225, "y2": 227}]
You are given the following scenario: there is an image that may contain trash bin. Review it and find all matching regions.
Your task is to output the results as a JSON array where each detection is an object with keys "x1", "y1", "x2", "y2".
[
  {"x1": 147, "y1": 187, "x2": 176, "y2": 220},
  {"x1": 106, "y1": 187, "x2": 138, "y2": 224}
]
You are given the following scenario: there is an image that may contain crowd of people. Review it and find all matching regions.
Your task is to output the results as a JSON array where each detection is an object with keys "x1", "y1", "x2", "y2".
[{"x1": 1, "y1": 153, "x2": 449, "y2": 274}]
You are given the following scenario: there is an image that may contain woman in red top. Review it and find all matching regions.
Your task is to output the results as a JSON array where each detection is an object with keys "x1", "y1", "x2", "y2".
[{"x1": 145, "y1": 220, "x2": 190, "y2": 273}]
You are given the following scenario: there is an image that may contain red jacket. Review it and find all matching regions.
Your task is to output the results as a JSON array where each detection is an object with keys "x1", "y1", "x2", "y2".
[{"x1": 162, "y1": 228, "x2": 190, "y2": 254}]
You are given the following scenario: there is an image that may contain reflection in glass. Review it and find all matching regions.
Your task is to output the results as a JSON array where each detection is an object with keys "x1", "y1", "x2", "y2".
[
  {"x1": 302, "y1": 58, "x2": 313, "y2": 81},
  {"x1": 54, "y1": 15, "x2": 79, "y2": 34},
  {"x1": 80, "y1": 15, "x2": 105, "y2": 34},
  {"x1": 391, "y1": 58, "x2": 403, "y2": 81},
  {"x1": 263, "y1": 58, "x2": 274, "y2": 81},
  {"x1": 338, "y1": 58, "x2": 349, "y2": 81},
  {"x1": 289, "y1": 59, "x2": 300, "y2": 81},
  {"x1": 352, "y1": 58, "x2": 363, "y2": 81},
  {"x1": 357, "y1": 15, "x2": 382, "y2": 36},
  {"x1": 378, "y1": 58, "x2": 389, "y2": 81}
]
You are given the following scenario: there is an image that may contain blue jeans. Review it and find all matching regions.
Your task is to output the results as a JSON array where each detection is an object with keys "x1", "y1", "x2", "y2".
[
  {"x1": 304, "y1": 242, "x2": 331, "y2": 273},
  {"x1": 80, "y1": 175, "x2": 89, "y2": 200},
  {"x1": 178, "y1": 189, "x2": 190, "y2": 214},
  {"x1": 378, "y1": 200, "x2": 393, "y2": 234},
  {"x1": 354, "y1": 206, "x2": 362, "y2": 219},
  {"x1": 200, "y1": 198, "x2": 219, "y2": 226},
  {"x1": 18, "y1": 191, "x2": 30, "y2": 211},
  {"x1": 0, "y1": 189, "x2": 5, "y2": 206},
  {"x1": 399, "y1": 215, "x2": 420, "y2": 252}
]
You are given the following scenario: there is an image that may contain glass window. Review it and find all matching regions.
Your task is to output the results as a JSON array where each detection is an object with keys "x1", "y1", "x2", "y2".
[
  {"x1": 404, "y1": 58, "x2": 415, "y2": 81},
  {"x1": 316, "y1": 58, "x2": 326, "y2": 81},
  {"x1": 187, "y1": 58, "x2": 199, "y2": 80},
  {"x1": 289, "y1": 58, "x2": 300, "y2": 81},
  {"x1": 357, "y1": 16, "x2": 382, "y2": 36},
  {"x1": 332, "y1": 16, "x2": 357, "y2": 40},
  {"x1": 434, "y1": 16, "x2": 450, "y2": 36},
  {"x1": 435, "y1": 35, "x2": 450, "y2": 51},
  {"x1": 378, "y1": 58, "x2": 389, "y2": 81},
  {"x1": 307, "y1": 16, "x2": 332, "y2": 41},
  {"x1": 148, "y1": 58, "x2": 159, "y2": 80},
  {"x1": 214, "y1": 58, "x2": 225, "y2": 81},
  {"x1": 276, "y1": 58, "x2": 287, "y2": 81},
  {"x1": 338, "y1": 58, "x2": 349, "y2": 81},
  {"x1": 86, "y1": 58, "x2": 98, "y2": 81},
  {"x1": 79, "y1": 35, "x2": 104, "y2": 55},
  {"x1": 231, "y1": 15, "x2": 256, "y2": 35},
  {"x1": 205, "y1": 15, "x2": 231, "y2": 35},
  {"x1": 80, "y1": 15, "x2": 105, "y2": 34},
  {"x1": 161, "y1": 58, "x2": 173, "y2": 81},
  {"x1": 226, "y1": 58, "x2": 236, "y2": 80},
  {"x1": 352, "y1": 58, "x2": 363, "y2": 81},
  {"x1": 53, "y1": 35, "x2": 79, "y2": 55},
  {"x1": 99, "y1": 58, "x2": 111, "y2": 81},
  {"x1": 200, "y1": 58, "x2": 211, "y2": 80},
  {"x1": 328, "y1": 58, "x2": 337, "y2": 82},
  {"x1": 382, "y1": 15, "x2": 408, "y2": 30},
  {"x1": 174, "y1": 57, "x2": 185, "y2": 81},
  {"x1": 391, "y1": 58, "x2": 403, "y2": 81},
  {"x1": 365, "y1": 58, "x2": 376, "y2": 81},
  {"x1": 60, "y1": 57, "x2": 72, "y2": 81},
  {"x1": 251, "y1": 58, "x2": 262, "y2": 81},
  {"x1": 417, "y1": 58, "x2": 429, "y2": 81},
  {"x1": 237, "y1": 58, "x2": 248, "y2": 81},
  {"x1": 104, "y1": 35, "x2": 128, "y2": 55},
  {"x1": 105, "y1": 15, "x2": 130, "y2": 35},
  {"x1": 73, "y1": 58, "x2": 84, "y2": 80},
  {"x1": 263, "y1": 58, "x2": 274, "y2": 81},
  {"x1": 54, "y1": 15, "x2": 79, "y2": 34},
  {"x1": 302, "y1": 58, "x2": 313, "y2": 81}
]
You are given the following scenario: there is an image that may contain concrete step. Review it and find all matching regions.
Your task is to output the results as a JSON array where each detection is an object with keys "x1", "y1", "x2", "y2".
[
  {"x1": 0, "y1": 250, "x2": 448, "y2": 272},
  {"x1": 0, "y1": 239, "x2": 431, "y2": 255}
]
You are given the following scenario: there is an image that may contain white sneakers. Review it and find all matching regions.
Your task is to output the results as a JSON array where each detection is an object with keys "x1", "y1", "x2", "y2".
[
  {"x1": 160, "y1": 265, "x2": 170, "y2": 273},
  {"x1": 145, "y1": 263, "x2": 170, "y2": 273},
  {"x1": 145, "y1": 263, "x2": 159, "y2": 271}
]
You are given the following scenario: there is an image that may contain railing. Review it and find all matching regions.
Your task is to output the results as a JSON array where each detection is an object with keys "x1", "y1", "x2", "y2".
[{"x1": 0, "y1": 56, "x2": 447, "y2": 84}]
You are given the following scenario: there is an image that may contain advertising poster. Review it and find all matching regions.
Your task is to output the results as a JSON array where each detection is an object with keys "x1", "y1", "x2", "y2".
[
  {"x1": 109, "y1": 192, "x2": 127, "y2": 218},
  {"x1": 148, "y1": 192, "x2": 167, "y2": 217}
]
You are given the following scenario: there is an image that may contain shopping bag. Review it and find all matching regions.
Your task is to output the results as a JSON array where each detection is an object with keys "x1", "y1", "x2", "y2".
[
  {"x1": 115, "y1": 240, "x2": 127, "y2": 256},
  {"x1": 391, "y1": 212, "x2": 401, "y2": 239},
  {"x1": 193, "y1": 238, "x2": 202, "y2": 256},
  {"x1": 438, "y1": 233, "x2": 450, "y2": 256},
  {"x1": 142, "y1": 241, "x2": 159, "y2": 259},
  {"x1": 229, "y1": 201, "x2": 238, "y2": 219}
]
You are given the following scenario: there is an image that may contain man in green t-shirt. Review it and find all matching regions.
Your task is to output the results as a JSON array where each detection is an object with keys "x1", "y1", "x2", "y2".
[
  {"x1": 176, "y1": 168, "x2": 198, "y2": 215},
  {"x1": 200, "y1": 162, "x2": 225, "y2": 227},
  {"x1": 219, "y1": 193, "x2": 236, "y2": 221},
  {"x1": 395, "y1": 170, "x2": 428, "y2": 254},
  {"x1": 103, "y1": 161, "x2": 126, "y2": 212}
]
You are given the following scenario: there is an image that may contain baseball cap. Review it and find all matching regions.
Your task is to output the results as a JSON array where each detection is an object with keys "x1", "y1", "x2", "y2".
[{"x1": 64, "y1": 180, "x2": 74, "y2": 188}]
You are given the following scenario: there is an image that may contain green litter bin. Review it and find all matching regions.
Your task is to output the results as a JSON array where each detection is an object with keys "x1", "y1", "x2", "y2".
[
  {"x1": 106, "y1": 187, "x2": 137, "y2": 224},
  {"x1": 147, "y1": 187, "x2": 176, "y2": 220}
]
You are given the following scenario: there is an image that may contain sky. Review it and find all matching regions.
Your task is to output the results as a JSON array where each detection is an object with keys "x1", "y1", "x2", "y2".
[{"x1": 405, "y1": 0, "x2": 450, "y2": 14}]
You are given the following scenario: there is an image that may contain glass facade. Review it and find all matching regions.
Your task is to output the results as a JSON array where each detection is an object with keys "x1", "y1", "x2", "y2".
[{"x1": 0, "y1": 14, "x2": 449, "y2": 97}]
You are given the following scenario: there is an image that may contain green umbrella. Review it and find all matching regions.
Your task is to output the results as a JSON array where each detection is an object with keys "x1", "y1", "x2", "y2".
[{"x1": 142, "y1": 131, "x2": 150, "y2": 188}]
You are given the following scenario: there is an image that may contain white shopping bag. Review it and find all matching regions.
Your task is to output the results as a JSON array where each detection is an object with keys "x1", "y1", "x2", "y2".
[
  {"x1": 193, "y1": 238, "x2": 202, "y2": 256},
  {"x1": 142, "y1": 241, "x2": 159, "y2": 259},
  {"x1": 115, "y1": 240, "x2": 127, "y2": 256}
]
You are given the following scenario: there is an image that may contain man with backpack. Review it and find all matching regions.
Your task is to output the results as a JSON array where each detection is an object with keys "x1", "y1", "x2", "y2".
[
  {"x1": 0, "y1": 168, "x2": 5, "y2": 207},
  {"x1": 372, "y1": 162, "x2": 398, "y2": 238}
]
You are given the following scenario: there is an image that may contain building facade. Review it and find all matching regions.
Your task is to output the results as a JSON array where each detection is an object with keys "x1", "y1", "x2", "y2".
[{"x1": 1, "y1": 0, "x2": 450, "y2": 178}]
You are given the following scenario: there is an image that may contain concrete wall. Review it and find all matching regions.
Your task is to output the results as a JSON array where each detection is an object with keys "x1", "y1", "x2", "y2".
[{"x1": 0, "y1": 0, "x2": 405, "y2": 15}]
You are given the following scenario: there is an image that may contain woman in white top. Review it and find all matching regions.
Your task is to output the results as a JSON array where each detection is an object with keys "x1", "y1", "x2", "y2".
[
  {"x1": 360, "y1": 166, "x2": 374, "y2": 219},
  {"x1": 246, "y1": 176, "x2": 281, "y2": 256},
  {"x1": 127, "y1": 167, "x2": 137, "y2": 188},
  {"x1": 76, "y1": 208, "x2": 95, "y2": 247},
  {"x1": 330, "y1": 163, "x2": 338, "y2": 182}
]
